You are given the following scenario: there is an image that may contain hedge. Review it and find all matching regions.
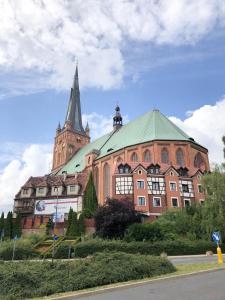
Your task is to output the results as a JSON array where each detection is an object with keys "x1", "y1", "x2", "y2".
[
  {"x1": 0, "y1": 252, "x2": 175, "y2": 299},
  {"x1": 74, "y1": 239, "x2": 224, "y2": 258},
  {"x1": 0, "y1": 240, "x2": 37, "y2": 260}
]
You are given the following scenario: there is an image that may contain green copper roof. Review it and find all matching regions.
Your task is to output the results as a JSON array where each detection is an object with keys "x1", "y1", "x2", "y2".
[{"x1": 57, "y1": 109, "x2": 200, "y2": 174}]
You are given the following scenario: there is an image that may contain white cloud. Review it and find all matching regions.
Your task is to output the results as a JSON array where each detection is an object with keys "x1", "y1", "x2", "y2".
[
  {"x1": 0, "y1": 144, "x2": 52, "y2": 213},
  {"x1": 0, "y1": 0, "x2": 225, "y2": 97},
  {"x1": 169, "y1": 97, "x2": 225, "y2": 165}
]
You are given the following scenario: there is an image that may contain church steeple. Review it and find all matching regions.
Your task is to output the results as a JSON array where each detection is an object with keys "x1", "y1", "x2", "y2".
[
  {"x1": 52, "y1": 65, "x2": 90, "y2": 172},
  {"x1": 65, "y1": 64, "x2": 85, "y2": 133},
  {"x1": 113, "y1": 105, "x2": 123, "y2": 130}
]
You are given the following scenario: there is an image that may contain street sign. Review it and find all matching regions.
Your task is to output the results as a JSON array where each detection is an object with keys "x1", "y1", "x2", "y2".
[
  {"x1": 53, "y1": 235, "x2": 59, "y2": 241},
  {"x1": 212, "y1": 231, "x2": 221, "y2": 243}
]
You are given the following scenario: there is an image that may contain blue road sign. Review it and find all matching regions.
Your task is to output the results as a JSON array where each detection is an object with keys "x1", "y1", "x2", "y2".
[
  {"x1": 212, "y1": 231, "x2": 221, "y2": 243},
  {"x1": 53, "y1": 235, "x2": 59, "y2": 241}
]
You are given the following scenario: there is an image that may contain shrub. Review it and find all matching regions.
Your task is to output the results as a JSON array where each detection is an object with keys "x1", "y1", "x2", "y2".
[
  {"x1": 94, "y1": 198, "x2": 140, "y2": 239},
  {"x1": 74, "y1": 239, "x2": 223, "y2": 258},
  {"x1": 125, "y1": 222, "x2": 165, "y2": 242},
  {"x1": 0, "y1": 252, "x2": 175, "y2": 299},
  {"x1": 0, "y1": 239, "x2": 37, "y2": 260}
]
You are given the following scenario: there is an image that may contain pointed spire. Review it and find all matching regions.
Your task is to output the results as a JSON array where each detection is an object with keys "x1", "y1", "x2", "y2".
[
  {"x1": 65, "y1": 64, "x2": 85, "y2": 133},
  {"x1": 56, "y1": 122, "x2": 61, "y2": 134},
  {"x1": 85, "y1": 122, "x2": 90, "y2": 136}
]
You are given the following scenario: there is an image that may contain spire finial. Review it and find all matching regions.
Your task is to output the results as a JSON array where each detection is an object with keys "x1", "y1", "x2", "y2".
[{"x1": 113, "y1": 104, "x2": 123, "y2": 131}]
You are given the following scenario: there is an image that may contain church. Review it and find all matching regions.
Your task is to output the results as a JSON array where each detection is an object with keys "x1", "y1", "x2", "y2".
[{"x1": 13, "y1": 66, "x2": 209, "y2": 234}]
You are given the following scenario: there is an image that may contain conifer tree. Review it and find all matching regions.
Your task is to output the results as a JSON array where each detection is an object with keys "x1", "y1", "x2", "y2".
[
  {"x1": 83, "y1": 172, "x2": 98, "y2": 214},
  {"x1": 68, "y1": 211, "x2": 79, "y2": 237},
  {"x1": 46, "y1": 218, "x2": 53, "y2": 235},
  {"x1": 78, "y1": 212, "x2": 85, "y2": 234},
  {"x1": 13, "y1": 213, "x2": 22, "y2": 238},
  {"x1": 0, "y1": 212, "x2": 4, "y2": 238},
  {"x1": 66, "y1": 207, "x2": 73, "y2": 236},
  {"x1": 4, "y1": 211, "x2": 13, "y2": 239}
]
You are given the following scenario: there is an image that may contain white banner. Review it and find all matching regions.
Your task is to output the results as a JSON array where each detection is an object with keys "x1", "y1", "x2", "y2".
[{"x1": 34, "y1": 198, "x2": 82, "y2": 215}]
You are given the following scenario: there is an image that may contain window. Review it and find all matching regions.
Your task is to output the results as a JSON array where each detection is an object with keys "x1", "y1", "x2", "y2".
[
  {"x1": 147, "y1": 164, "x2": 160, "y2": 174},
  {"x1": 138, "y1": 170, "x2": 142, "y2": 175},
  {"x1": 69, "y1": 185, "x2": 76, "y2": 192},
  {"x1": 53, "y1": 186, "x2": 58, "y2": 193},
  {"x1": 23, "y1": 188, "x2": 29, "y2": 195},
  {"x1": 182, "y1": 184, "x2": 189, "y2": 193},
  {"x1": 184, "y1": 199, "x2": 191, "y2": 207},
  {"x1": 103, "y1": 163, "x2": 110, "y2": 199},
  {"x1": 143, "y1": 150, "x2": 151, "y2": 162},
  {"x1": 161, "y1": 148, "x2": 169, "y2": 163},
  {"x1": 152, "y1": 182, "x2": 160, "y2": 191},
  {"x1": 137, "y1": 180, "x2": 144, "y2": 189},
  {"x1": 138, "y1": 196, "x2": 146, "y2": 206},
  {"x1": 115, "y1": 177, "x2": 133, "y2": 195},
  {"x1": 131, "y1": 152, "x2": 138, "y2": 162},
  {"x1": 194, "y1": 152, "x2": 205, "y2": 168},
  {"x1": 118, "y1": 165, "x2": 124, "y2": 174},
  {"x1": 198, "y1": 184, "x2": 203, "y2": 193},
  {"x1": 171, "y1": 198, "x2": 178, "y2": 207},
  {"x1": 124, "y1": 164, "x2": 131, "y2": 173},
  {"x1": 170, "y1": 182, "x2": 176, "y2": 191},
  {"x1": 176, "y1": 149, "x2": 184, "y2": 166},
  {"x1": 153, "y1": 197, "x2": 161, "y2": 207},
  {"x1": 178, "y1": 167, "x2": 188, "y2": 177},
  {"x1": 38, "y1": 187, "x2": 44, "y2": 194},
  {"x1": 118, "y1": 164, "x2": 131, "y2": 174}
]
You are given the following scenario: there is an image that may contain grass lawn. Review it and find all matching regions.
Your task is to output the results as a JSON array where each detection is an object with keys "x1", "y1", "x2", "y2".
[{"x1": 33, "y1": 262, "x2": 225, "y2": 300}]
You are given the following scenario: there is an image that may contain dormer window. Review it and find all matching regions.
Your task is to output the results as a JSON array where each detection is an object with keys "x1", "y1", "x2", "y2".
[
  {"x1": 23, "y1": 188, "x2": 29, "y2": 195},
  {"x1": 69, "y1": 185, "x2": 76, "y2": 192},
  {"x1": 147, "y1": 164, "x2": 160, "y2": 174},
  {"x1": 178, "y1": 167, "x2": 188, "y2": 177},
  {"x1": 38, "y1": 187, "x2": 44, "y2": 194},
  {"x1": 118, "y1": 164, "x2": 131, "y2": 174}
]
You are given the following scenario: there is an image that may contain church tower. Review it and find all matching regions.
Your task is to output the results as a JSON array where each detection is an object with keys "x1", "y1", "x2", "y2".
[{"x1": 52, "y1": 65, "x2": 90, "y2": 171}]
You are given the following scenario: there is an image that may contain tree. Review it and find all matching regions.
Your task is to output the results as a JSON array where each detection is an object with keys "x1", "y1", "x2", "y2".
[
  {"x1": 66, "y1": 209, "x2": 79, "y2": 237},
  {"x1": 222, "y1": 136, "x2": 225, "y2": 168},
  {"x1": 201, "y1": 167, "x2": 225, "y2": 241},
  {"x1": 0, "y1": 212, "x2": 4, "y2": 238},
  {"x1": 94, "y1": 198, "x2": 140, "y2": 239},
  {"x1": 13, "y1": 213, "x2": 22, "y2": 238},
  {"x1": 78, "y1": 212, "x2": 85, "y2": 235},
  {"x1": 83, "y1": 172, "x2": 98, "y2": 215},
  {"x1": 4, "y1": 211, "x2": 13, "y2": 239},
  {"x1": 46, "y1": 218, "x2": 53, "y2": 235}
]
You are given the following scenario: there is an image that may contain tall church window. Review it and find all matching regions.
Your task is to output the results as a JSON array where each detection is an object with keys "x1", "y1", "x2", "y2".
[
  {"x1": 176, "y1": 148, "x2": 184, "y2": 166},
  {"x1": 161, "y1": 148, "x2": 169, "y2": 163},
  {"x1": 131, "y1": 152, "x2": 138, "y2": 162},
  {"x1": 103, "y1": 163, "x2": 110, "y2": 199},
  {"x1": 194, "y1": 152, "x2": 205, "y2": 168},
  {"x1": 143, "y1": 150, "x2": 151, "y2": 162},
  {"x1": 94, "y1": 167, "x2": 99, "y2": 196}
]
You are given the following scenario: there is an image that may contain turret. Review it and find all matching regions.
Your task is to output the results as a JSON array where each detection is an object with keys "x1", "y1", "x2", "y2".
[{"x1": 113, "y1": 105, "x2": 123, "y2": 131}]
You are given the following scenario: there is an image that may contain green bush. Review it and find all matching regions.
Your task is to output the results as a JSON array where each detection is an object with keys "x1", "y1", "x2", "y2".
[
  {"x1": 125, "y1": 222, "x2": 165, "y2": 242},
  {"x1": 0, "y1": 252, "x2": 175, "y2": 299},
  {"x1": 74, "y1": 239, "x2": 223, "y2": 258},
  {"x1": 0, "y1": 239, "x2": 37, "y2": 260}
]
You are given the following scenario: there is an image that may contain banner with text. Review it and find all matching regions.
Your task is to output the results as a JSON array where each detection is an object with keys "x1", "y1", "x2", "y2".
[{"x1": 34, "y1": 198, "x2": 82, "y2": 216}]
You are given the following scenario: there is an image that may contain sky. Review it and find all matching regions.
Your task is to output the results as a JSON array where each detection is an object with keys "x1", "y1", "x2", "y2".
[{"x1": 0, "y1": 0, "x2": 225, "y2": 213}]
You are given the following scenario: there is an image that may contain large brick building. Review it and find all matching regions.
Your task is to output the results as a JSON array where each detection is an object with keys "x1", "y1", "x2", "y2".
[{"x1": 14, "y1": 66, "x2": 209, "y2": 233}]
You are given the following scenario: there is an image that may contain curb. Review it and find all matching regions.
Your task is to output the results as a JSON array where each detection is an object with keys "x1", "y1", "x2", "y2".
[{"x1": 44, "y1": 266, "x2": 225, "y2": 300}]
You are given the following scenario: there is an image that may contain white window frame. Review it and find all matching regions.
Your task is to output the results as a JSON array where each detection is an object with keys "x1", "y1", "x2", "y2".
[
  {"x1": 171, "y1": 197, "x2": 179, "y2": 208},
  {"x1": 137, "y1": 180, "x2": 145, "y2": 189},
  {"x1": 152, "y1": 181, "x2": 160, "y2": 191},
  {"x1": 69, "y1": 185, "x2": 76, "y2": 192},
  {"x1": 137, "y1": 196, "x2": 146, "y2": 206},
  {"x1": 38, "y1": 187, "x2": 44, "y2": 194},
  {"x1": 153, "y1": 197, "x2": 161, "y2": 207},
  {"x1": 184, "y1": 198, "x2": 191, "y2": 207},
  {"x1": 169, "y1": 181, "x2": 177, "y2": 191}
]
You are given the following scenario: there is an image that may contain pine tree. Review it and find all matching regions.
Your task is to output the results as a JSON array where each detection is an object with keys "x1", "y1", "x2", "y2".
[
  {"x1": 68, "y1": 211, "x2": 79, "y2": 237},
  {"x1": 83, "y1": 172, "x2": 98, "y2": 214},
  {"x1": 4, "y1": 211, "x2": 13, "y2": 239},
  {"x1": 0, "y1": 212, "x2": 4, "y2": 238},
  {"x1": 46, "y1": 218, "x2": 53, "y2": 235},
  {"x1": 66, "y1": 207, "x2": 73, "y2": 236},
  {"x1": 13, "y1": 213, "x2": 22, "y2": 238},
  {"x1": 78, "y1": 212, "x2": 85, "y2": 235}
]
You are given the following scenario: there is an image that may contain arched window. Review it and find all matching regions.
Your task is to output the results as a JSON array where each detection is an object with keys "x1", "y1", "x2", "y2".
[
  {"x1": 131, "y1": 152, "x2": 138, "y2": 162},
  {"x1": 118, "y1": 164, "x2": 124, "y2": 174},
  {"x1": 161, "y1": 148, "x2": 169, "y2": 163},
  {"x1": 194, "y1": 152, "x2": 205, "y2": 168},
  {"x1": 176, "y1": 148, "x2": 184, "y2": 166},
  {"x1": 103, "y1": 163, "x2": 110, "y2": 199},
  {"x1": 124, "y1": 164, "x2": 131, "y2": 173},
  {"x1": 94, "y1": 167, "x2": 99, "y2": 196},
  {"x1": 143, "y1": 150, "x2": 151, "y2": 162}
]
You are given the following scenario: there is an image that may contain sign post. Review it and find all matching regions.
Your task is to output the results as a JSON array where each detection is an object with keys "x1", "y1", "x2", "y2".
[{"x1": 212, "y1": 231, "x2": 223, "y2": 264}]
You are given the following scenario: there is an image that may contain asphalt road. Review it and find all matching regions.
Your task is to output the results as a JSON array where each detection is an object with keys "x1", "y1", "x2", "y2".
[
  {"x1": 169, "y1": 254, "x2": 225, "y2": 265},
  {"x1": 63, "y1": 269, "x2": 225, "y2": 300}
]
